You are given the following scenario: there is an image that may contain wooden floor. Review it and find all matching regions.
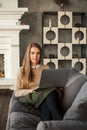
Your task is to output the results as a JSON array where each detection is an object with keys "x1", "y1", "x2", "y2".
[{"x1": 0, "y1": 89, "x2": 13, "y2": 130}]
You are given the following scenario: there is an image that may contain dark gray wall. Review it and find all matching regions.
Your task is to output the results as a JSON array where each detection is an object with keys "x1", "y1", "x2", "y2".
[{"x1": 18, "y1": 0, "x2": 87, "y2": 65}]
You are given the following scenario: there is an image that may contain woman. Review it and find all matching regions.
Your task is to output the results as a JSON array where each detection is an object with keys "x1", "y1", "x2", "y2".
[{"x1": 14, "y1": 42, "x2": 62, "y2": 120}]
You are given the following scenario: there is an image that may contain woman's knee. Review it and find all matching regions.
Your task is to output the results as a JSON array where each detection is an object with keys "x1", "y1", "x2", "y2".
[{"x1": 46, "y1": 90, "x2": 60, "y2": 103}]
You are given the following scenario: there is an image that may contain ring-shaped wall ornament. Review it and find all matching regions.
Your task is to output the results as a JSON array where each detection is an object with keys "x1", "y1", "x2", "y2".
[
  {"x1": 74, "y1": 30, "x2": 84, "y2": 41},
  {"x1": 46, "y1": 30, "x2": 56, "y2": 41},
  {"x1": 74, "y1": 61, "x2": 83, "y2": 72},
  {"x1": 60, "y1": 15, "x2": 70, "y2": 25},
  {"x1": 60, "y1": 46, "x2": 70, "y2": 57},
  {"x1": 47, "y1": 62, "x2": 56, "y2": 69}
]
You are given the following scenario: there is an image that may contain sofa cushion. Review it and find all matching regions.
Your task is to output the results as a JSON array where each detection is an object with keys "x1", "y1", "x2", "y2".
[
  {"x1": 63, "y1": 81, "x2": 87, "y2": 120},
  {"x1": 62, "y1": 68, "x2": 87, "y2": 112}
]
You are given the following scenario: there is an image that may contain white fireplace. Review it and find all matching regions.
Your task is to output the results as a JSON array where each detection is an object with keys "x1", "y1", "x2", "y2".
[{"x1": 0, "y1": 0, "x2": 29, "y2": 89}]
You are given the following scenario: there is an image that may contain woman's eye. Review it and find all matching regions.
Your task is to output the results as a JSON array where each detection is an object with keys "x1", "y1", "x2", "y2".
[
  {"x1": 31, "y1": 52, "x2": 40, "y2": 55},
  {"x1": 31, "y1": 52, "x2": 35, "y2": 55},
  {"x1": 37, "y1": 52, "x2": 40, "y2": 55}
]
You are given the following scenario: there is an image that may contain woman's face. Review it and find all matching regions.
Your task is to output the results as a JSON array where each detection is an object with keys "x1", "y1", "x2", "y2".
[{"x1": 30, "y1": 47, "x2": 41, "y2": 66}]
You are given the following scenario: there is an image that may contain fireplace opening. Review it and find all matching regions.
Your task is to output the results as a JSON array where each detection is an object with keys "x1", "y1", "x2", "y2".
[{"x1": 0, "y1": 54, "x2": 5, "y2": 78}]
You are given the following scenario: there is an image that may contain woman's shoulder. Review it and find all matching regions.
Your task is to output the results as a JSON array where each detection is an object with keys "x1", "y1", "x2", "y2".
[{"x1": 40, "y1": 64, "x2": 50, "y2": 69}]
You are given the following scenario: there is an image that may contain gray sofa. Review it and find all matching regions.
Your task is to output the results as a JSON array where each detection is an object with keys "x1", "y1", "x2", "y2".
[{"x1": 6, "y1": 68, "x2": 87, "y2": 130}]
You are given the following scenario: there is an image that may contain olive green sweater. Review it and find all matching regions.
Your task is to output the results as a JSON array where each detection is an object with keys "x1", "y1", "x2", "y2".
[{"x1": 19, "y1": 87, "x2": 55, "y2": 108}]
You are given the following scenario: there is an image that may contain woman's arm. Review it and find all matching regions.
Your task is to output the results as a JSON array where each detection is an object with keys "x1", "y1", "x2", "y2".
[
  {"x1": 14, "y1": 88, "x2": 37, "y2": 97},
  {"x1": 14, "y1": 86, "x2": 39, "y2": 97},
  {"x1": 14, "y1": 65, "x2": 49, "y2": 97},
  {"x1": 14, "y1": 67, "x2": 32, "y2": 97},
  {"x1": 14, "y1": 68, "x2": 39, "y2": 97}
]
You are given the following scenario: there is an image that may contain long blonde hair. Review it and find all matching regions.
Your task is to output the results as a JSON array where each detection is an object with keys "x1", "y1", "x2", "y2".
[{"x1": 21, "y1": 42, "x2": 42, "y2": 88}]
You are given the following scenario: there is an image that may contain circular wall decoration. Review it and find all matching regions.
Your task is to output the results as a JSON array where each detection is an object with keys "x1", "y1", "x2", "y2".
[
  {"x1": 74, "y1": 30, "x2": 84, "y2": 41},
  {"x1": 74, "y1": 61, "x2": 83, "y2": 71},
  {"x1": 60, "y1": 15, "x2": 70, "y2": 25},
  {"x1": 46, "y1": 30, "x2": 56, "y2": 41},
  {"x1": 60, "y1": 46, "x2": 70, "y2": 57},
  {"x1": 47, "y1": 62, "x2": 56, "y2": 69}
]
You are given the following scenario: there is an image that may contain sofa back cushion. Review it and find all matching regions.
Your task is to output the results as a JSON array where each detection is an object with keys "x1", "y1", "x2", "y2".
[
  {"x1": 61, "y1": 68, "x2": 87, "y2": 112},
  {"x1": 51, "y1": 68, "x2": 70, "y2": 87},
  {"x1": 63, "y1": 80, "x2": 87, "y2": 120}
]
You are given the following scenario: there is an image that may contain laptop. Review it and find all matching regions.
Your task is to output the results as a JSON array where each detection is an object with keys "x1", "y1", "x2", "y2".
[{"x1": 36, "y1": 69, "x2": 69, "y2": 91}]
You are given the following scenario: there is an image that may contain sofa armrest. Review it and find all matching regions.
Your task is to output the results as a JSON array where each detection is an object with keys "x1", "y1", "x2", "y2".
[
  {"x1": 9, "y1": 112, "x2": 41, "y2": 130},
  {"x1": 6, "y1": 93, "x2": 40, "y2": 130},
  {"x1": 37, "y1": 120, "x2": 87, "y2": 130}
]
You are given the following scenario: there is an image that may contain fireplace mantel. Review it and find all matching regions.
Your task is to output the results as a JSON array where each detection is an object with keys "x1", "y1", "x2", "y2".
[
  {"x1": 0, "y1": 6, "x2": 29, "y2": 89},
  {"x1": 0, "y1": 25, "x2": 29, "y2": 30},
  {"x1": 0, "y1": 78, "x2": 15, "y2": 89}
]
